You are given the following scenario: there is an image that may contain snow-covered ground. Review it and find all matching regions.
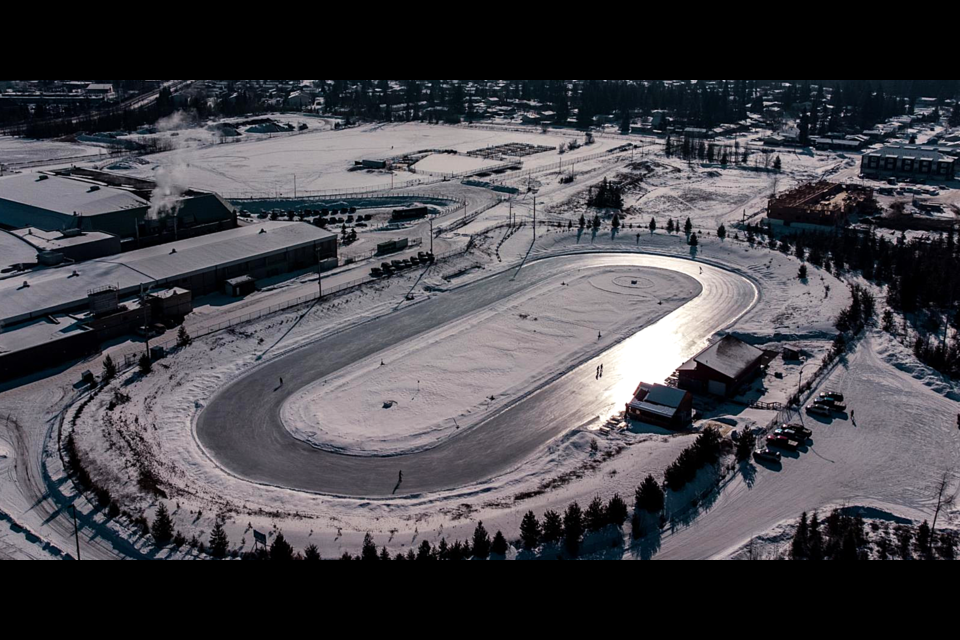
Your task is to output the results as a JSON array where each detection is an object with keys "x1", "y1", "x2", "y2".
[
  {"x1": 280, "y1": 266, "x2": 699, "y2": 456},
  {"x1": 2, "y1": 120, "x2": 958, "y2": 560}
]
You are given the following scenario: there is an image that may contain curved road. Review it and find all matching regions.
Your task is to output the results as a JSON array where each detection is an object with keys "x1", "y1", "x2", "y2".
[{"x1": 197, "y1": 253, "x2": 757, "y2": 497}]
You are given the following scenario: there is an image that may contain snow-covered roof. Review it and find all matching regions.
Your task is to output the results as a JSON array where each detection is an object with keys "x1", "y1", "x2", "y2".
[
  {"x1": 0, "y1": 221, "x2": 336, "y2": 325},
  {"x1": 692, "y1": 335, "x2": 763, "y2": 380},
  {"x1": 0, "y1": 173, "x2": 149, "y2": 217},
  {"x1": 0, "y1": 228, "x2": 38, "y2": 267},
  {"x1": 640, "y1": 382, "x2": 688, "y2": 408},
  {"x1": 627, "y1": 399, "x2": 678, "y2": 419}
]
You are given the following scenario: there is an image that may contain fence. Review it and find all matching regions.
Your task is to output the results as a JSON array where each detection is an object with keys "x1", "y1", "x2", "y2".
[{"x1": 112, "y1": 237, "x2": 476, "y2": 373}]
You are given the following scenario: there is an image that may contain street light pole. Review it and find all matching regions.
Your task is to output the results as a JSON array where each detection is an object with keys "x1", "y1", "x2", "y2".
[
  {"x1": 71, "y1": 505, "x2": 80, "y2": 560},
  {"x1": 316, "y1": 247, "x2": 323, "y2": 298}
]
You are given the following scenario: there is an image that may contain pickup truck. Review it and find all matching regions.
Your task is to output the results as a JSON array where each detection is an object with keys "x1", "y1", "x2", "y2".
[
  {"x1": 807, "y1": 403, "x2": 832, "y2": 417},
  {"x1": 782, "y1": 423, "x2": 812, "y2": 440}
]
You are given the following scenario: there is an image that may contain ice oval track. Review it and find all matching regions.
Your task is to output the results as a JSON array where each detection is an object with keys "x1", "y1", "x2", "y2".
[{"x1": 196, "y1": 253, "x2": 758, "y2": 497}]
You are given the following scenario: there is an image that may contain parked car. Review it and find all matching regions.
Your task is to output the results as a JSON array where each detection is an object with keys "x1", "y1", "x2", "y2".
[
  {"x1": 370, "y1": 267, "x2": 383, "y2": 278},
  {"x1": 767, "y1": 433, "x2": 799, "y2": 450},
  {"x1": 782, "y1": 423, "x2": 812, "y2": 440},
  {"x1": 807, "y1": 403, "x2": 832, "y2": 417},
  {"x1": 754, "y1": 447, "x2": 782, "y2": 463},
  {"x1": 820, "y1": 390, "x2": 845, "y2": 402},
  {"x1": 409, "y1": 255, "x2": 420, "y2": 265},
  {"x1": 391, "y1": 259, "x2": 404, "y2": 270}
]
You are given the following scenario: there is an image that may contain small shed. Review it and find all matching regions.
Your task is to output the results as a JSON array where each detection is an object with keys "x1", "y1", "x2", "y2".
[{"x1": 225, "y1": 275, "x2": 256, "y2": 297}]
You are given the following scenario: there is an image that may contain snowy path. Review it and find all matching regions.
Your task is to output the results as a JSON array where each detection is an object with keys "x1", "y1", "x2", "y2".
[
  {"x1": 652, "y1": 334, "x2": 960, "y2": 559},
  {"x1": 196, "y1": 252, "x2": 757, "y2": 496}
]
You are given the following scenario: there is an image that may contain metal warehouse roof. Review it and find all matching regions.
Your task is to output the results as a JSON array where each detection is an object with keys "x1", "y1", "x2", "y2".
[
  {"x1": 692, "y1": 335, "x2": 764, "y2": 380},
  {"x1": 0, "y1": 229, "x2": 38, "y2": 268},
  {"x1": 0, "y1": 173, "x2": 149, "y2": 217},
  {"x1": 0, "y1": 221, "x2": 335, "y2": 325}
]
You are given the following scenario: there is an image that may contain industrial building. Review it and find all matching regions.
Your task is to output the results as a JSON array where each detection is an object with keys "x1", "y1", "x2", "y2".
[
  {"x1": 0, "y1": 169, "x2": 237, "y2": 248},
  {"x1": 625, "y1": 382, "x2": 693, "y2": 429},
  {"x1": 677, "y1": 335, "x2": 765, "y2": 398},
  {"x1": 0, "y1": 221, "x2": 337, "y2": 381},
  {"x1": 860, "y1": 144, "x2": 957, "y2": 182},
  {"x1": 767, "y1": 181, "x2": 876, "y2": 229}
]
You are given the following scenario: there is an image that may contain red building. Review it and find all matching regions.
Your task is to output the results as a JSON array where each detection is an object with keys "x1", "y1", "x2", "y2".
[{"x1": 677, "y1": 335, "x2": 764, "y2": 397}]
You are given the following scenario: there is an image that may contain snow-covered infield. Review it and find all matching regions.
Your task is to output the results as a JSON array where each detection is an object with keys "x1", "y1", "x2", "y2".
[
  {"x1": 281, "y1": 267, "x2": 699, "y2": 456},
  {"x1": 5, "y1": 120, "x2": 960, "y2": 559}
]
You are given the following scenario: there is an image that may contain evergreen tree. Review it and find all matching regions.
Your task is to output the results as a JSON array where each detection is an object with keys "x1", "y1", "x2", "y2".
[
  {"x1": 717, "y1": 224, "x2": 726, "y2": 241},
  {"x1": 520, "y1": 511, "x2": 541, "y2": 550},
  {"x1": 635, "y1": 475, "x2": 665, "y2": 514},
  {"x1": 612, "y1": 213, "x2": 621, "y2": 230},
  {"x1": 361, "y1": 532, "x2": 379, "y2": 560},
  {"x1": 563, "y1": 502, "x2": 584, "y2": 556},
  {"x1": 578, "y1": 213, "x2": 586, "y2": 229},
  {"x1": 807, "y1": 513, "x2": 824, "y2": 561},
  {"x1": 585, "y1": 496, "x2": 606, "y2": 532},
  {"x1": 491, "y1": 531, "x2": 508, "y2": 557},
  {"x1": 416, "y1": 540, "x2": 434, "y2": 561},
  {"x1": 791, "y1": 512, "x2": 810, "y2": 560},
  {"x1": 304, "y1": 544, "x2": 322, "y2": 561},
  {"x1": 472, "y1": 521, "x2": 491, "y2": 559},
  {"x1": 684, "y1": 217, "x2": 693, "y2": 235},
  {"x1": 270, "y1": 532, "x2": 294, "y2": 561},
  {"x1": 541, "y1": 510, "x2": 563, "y2": 544},
  {"x1": 773, "y1": 155, "x2": 782, "y2": 172},
  {"x1": 208, "y1": 518, "x2": 229, "y2": 558},
  {"x1": 138, "y1": 352, "x2": 152, "y2": 375},
  {"x1": 102, "y1": 354, "x2": 116, "y2": 381},
  {"x1": 688, "y1": 233, "x2": 698, "y2": 247},
  {"x1": 735, "y1": 428, "x2": 757, "y2": 462},
  {"x1": 798, "y1": 264, "x2": 808, "y2": 280},
  {"x1": 151, "y1": 502, "x2": 174, "y2": 546},
  {"x1": 649, "y1": 217, "x2": 657, "y2": 234},
  {"x1": 667, "y1": 218, "x2": 675, "y2": 234},
  {"x1": 605, "y1": 494, "x2": 629, "y2": 528},
  {"x1": 176, "y1": 325, "x2": 191, "y2": 348}
]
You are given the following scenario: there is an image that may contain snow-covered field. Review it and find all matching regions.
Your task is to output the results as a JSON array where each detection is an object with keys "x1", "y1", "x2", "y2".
[
  {"x1": 92, "y1": 122, "x2": 617, "y2": 198},
  {"x1": 2, "y1": 120, "x2": 958, "y2": 560},
  {"x1": 281, "y1": 266, "x2": 699, "y2": 456},
  {"x1": 0, "y1": 135, "x2": 104, "y2": 166}
]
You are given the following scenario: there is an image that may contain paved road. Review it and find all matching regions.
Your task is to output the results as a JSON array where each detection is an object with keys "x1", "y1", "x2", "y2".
[{"x1": 197, "y1": 253, "x2": 757, "y2": 497}]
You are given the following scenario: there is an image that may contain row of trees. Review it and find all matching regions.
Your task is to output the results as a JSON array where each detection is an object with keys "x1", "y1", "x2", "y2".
[{"x1": 788, "y1": 509, "x2": 956, "y2": 560}]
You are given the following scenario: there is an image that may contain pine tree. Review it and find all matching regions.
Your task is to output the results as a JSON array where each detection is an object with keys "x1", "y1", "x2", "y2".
[
  {"x1": 808, "y1": 513, "x2": 824, "y2": 560},
  {"x1": 605, "y1": 494, "x2": 629, "y2": 528},
  {"x1": 472, "y1": 521, "x2": 491, "y2": 559},
  {"x1": 541, "y1": 510, "x2": 563, "y2": 544},
  {"x1": 684, "y1": 217, "x2": 693, "y2": 235},
  {"x1": 176, "y1": 325, "x2": 192, "y2": 348},
  {"x1": 151, "y1": 502, "x2": 174, "y2": 546},
  {"x1": 791, "y1": 512, "x2": 810, "y2": 560},
  {"x1": 635, "y1": 475, "x2": 665, "y2": 514},
  {"x1": 208, "y1": 518, "x2": 229, "y2": 558},
  {"x1": 773, "y1": 155, "x2": 782, "y2": 172},
  {"x1": 717, "y1": 224, "x2": 726, "y2": 241},
  {"x1": 491, "y1": 531, "x2": 508, "y2": 557},
  {"x1": 417, "y1": 540, "x2": 434, "y2": 561},
  {"x1": 138, "y1": 352, "x2": 152, "y2": 375},
  {"x1": 612, "y1": 213, "x2": 621, "y2": 229},
  {"x1": 563, "y1": 502, "x2": 584, "y2": 556},
  {"x1": 735, "y1": 429, "x2": 757, "y2": 462},
  {"x1": 585, "y1": 496, "x2": 606, "y2": 532},
  {"x1": 578, "y1": 213, "x2": 586, "y2": 229},
  {"x1": 649, "y1": 217, "x2": 657, "y2": 234},
  {"x1": 270, "y1": 532, "x2": 294, "y2": 560},
  {"x1": 689, "y1": 232, "x2": 698, "y2": 247},
  {"x1": 361, "y1": 532, "x2": 379, "y2": 560},
  {"x1": 798, "y1": 264, "x2": 808, "y2": 280},
  {"x1": 436, "y1": 538, "x2": 449, "y2": 560},
  {"x1": 667, "y1": 218, "x2": 675, "y2": 234},
  {"x1": 304, "y1": 544, "x2": 322, "y2": 561},
  {"x1": 520, "y1": 511, "x2": 541, "y2": 550},
  {"x1": 102, "y1": 354, "x2": 116, "y2": 381}
]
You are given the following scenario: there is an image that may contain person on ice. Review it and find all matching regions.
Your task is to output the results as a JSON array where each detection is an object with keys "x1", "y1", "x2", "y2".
[{"x1": 597, "y1": 330, "x2": 602, "y2": 340}]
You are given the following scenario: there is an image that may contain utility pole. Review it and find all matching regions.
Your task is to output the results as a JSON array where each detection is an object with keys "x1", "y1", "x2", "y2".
[
  {"x1": 532, "y1": 193, "x2": 537, "y2": 240},
  {"x1": 294, "y1": 174, "x2": 297, "y2": 199},
  {"x1": 509, "y1": 196, "x2": 513, "y2": 227},
  {"x1": 429, "y1": 216, "x2": 433, "y2": 253},
  {"x1": 316, "y1": 247, "x2": 323, "y2": 298},
  {"x1": 71, "y1": 505, "x2": 80, "y2": 560}
]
